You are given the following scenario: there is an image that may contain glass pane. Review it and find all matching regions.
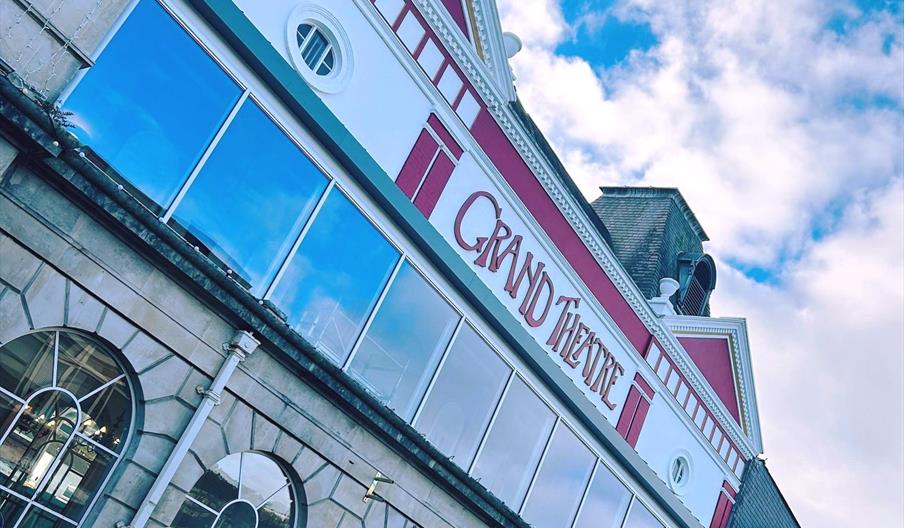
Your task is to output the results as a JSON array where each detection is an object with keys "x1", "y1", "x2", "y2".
[
  {"x1": 79, "y1": 378, "x2": 131, "y2": 453},
  {"x1": 0, "y1": 390, "x2": 77, "y2": 498},
  {"x1": 269, "y1": 189, "x2": 399, "y2": 364},
  {"x1": 258, "y1": 484, "x2": 293, "y2": 528},
  {"x1": 36, "y1": 437, "x2": 114, "y2": 520},
  {"x1": 347, "y1": 263, "x2": 459, "y2": 420},
  {"x1": 169, "y1": 101, "x2": 327, "y2": 290},
  {"x1": 573, "y1": 464, "x2": 632, "y2": 528},
  {"x1": 14, "y1": 506, "x2": 67, "y2": 528},
  {"x1": 64, "y1": 0, "x2": 241, "y2": 209},
  {"x1": 212, "y1": 500, "x2": 256, "y2": 528},
  {"x1": 300, "y1": 29, "x2": 329, "y2": 68},
  {"x1": 171, "y1": 497, "x2": 217, "y2": 528},
  {"x1": 0, "y1": 392, "x2": 17, "y2": 436},
  {"x1": 414, "y1": 325, "x2": 510, "y2": 467},
  {"x1": 0, "y1": 332, "x2": 54, "y2": 398},
  {"x1": 623, "y1": 500, "x2": 664, "y2": 528},
  {"x1": 191, "y1": 453, "x2": 241, "y2": 512},
  {"x1": 0, "y1": 489, "x2": 28, "y2": 528},
  {"x1": 471, "y1": 377, "x2": 555, "y2": 508},
  {"x1": 297, "y1": 23, "x2": 313, "y2": 41},
  {"x1": 56, "y1": 333, "x2": 120, "y2": 400},
  {"x1": 238, "y1": 453, "x2": 287, "y2": 507},
  {"x1": 521, "y1": 426, "x2": 595, "y2": 528}
]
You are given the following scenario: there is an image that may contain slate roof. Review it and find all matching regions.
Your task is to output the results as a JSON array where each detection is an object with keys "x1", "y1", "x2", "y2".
[
  {"x1": 590, "y1": 187, "x2": 708, "y2": 300},
  {"x1": 728, "y1": 458, "x2": 802, "y2": 528}
]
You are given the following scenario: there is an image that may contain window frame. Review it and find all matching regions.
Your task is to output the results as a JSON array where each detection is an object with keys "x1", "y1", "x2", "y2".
[
  {"x1": 285, "y1": 3, "x2": 354, "y2": 93},
  {"x1": 0, "y1": 329, "x2": 137, "y2": 528},
  {"x1": 56, "y1": 3, "x2": 679, "y2": 525}
]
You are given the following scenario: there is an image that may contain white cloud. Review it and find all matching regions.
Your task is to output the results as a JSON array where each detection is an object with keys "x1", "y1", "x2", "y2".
[{"x1": 497, "y1": 0, "x2": 904, "y2": 526}]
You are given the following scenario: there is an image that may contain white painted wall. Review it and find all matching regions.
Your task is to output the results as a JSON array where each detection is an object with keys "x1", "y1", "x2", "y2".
[
  {"x1": 636, "y1": 397, "x2": 725, "y2": 525},
  {"x1": 430, "y1": 153, "x2": 640, "y2": 426},
  {"x1": 233, "y1": 0, "x2": 431, "y2": 178}
]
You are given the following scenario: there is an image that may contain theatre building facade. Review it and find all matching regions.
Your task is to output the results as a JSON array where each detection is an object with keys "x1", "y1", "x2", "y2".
[{"x1": 0, "y1": 0, "x2": 797, "y2": 527}]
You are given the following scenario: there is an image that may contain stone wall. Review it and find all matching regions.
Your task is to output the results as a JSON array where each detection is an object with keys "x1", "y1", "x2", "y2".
[{"x1": 0, "y1": 133, "x2": 487, "y2": 527}]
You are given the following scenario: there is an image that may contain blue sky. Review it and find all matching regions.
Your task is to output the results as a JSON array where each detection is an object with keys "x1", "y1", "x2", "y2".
[{"x1": 498, "y1": 0, "x2": 903, "y2": 526}]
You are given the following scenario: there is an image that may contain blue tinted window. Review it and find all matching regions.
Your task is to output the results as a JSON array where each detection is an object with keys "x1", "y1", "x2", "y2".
[
  {"x1": 64, "y1": 0, "x2": 241, "y2": 209},
  {"x1": 269, "y1": 189, "x2": 399, "y2": 363},
  {"x1": 623, "y1": 501, "x2": 663, "y2": 528},
  {"x1": 347, "y1": 263, "x2": 459, "y2": 420},
  {"x1": 471, "y1": 377, "x2": 555, "y2": 508},
  {"x1": 415, "y1": 325, "x2": 510, "y2": 467},
  {"x1": 522, "y1": 425, "x2": 596, "y2": 528},
  {"x1": 573, "y1": 464, "x2": 632, "y2": 528},
  {"x1": 169, "y1": 101, "x2": 327, "y2": 290}
]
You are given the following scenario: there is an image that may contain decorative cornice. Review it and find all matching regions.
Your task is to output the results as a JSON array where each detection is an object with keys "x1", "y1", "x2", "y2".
[
  {"x1": 665, "y1": 317, "x2": 763, "y2": 454},
  {"x1": 412, "y1": 0, "x2": 755, "y2": 459}
]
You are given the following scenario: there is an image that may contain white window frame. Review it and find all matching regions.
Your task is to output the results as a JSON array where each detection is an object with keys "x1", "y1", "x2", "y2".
[{"x1": 285, "y1": 3, "x2": 353, "y2": 93}]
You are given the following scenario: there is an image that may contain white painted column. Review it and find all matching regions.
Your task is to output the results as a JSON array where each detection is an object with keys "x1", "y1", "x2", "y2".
[{"x1": 126, "y1": 330, "x2": 260, "y2": 528}]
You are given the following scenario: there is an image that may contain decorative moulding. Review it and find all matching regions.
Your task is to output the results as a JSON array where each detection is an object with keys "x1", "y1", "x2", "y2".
[{"x1": 411, "y1": 0, "x2": 756, "y2": 458}]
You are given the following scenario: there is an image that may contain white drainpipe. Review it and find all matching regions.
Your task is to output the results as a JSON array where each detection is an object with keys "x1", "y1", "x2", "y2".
[{"x1": 125, "y1": 330, "x2": 260, "y2": 528}]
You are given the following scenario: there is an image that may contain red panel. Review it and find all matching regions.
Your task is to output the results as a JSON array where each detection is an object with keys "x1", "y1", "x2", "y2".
[
  {"x1": 470, "y1": 109, "x2": 651, "y2": 354},
  {"x1": 616, "y1": 386, "x2": 642, "y2": 439},
  {"x1": 678, "y1": 337, "x2": 741, "y2": 424},
  {"x1": 439, "y1": 0, "x2": 469, "y2": 36},
  {"x1": 633, "y1": 373, "x2": 655, "y2": 399},
  {"x1": 709, "y1": 493, "x2": 729, "y2": 528},
  {"x1": 625, "y1": 397, "x2": 650, "y2": 448},
  {"x1": 427, "y1": 114, "x2": 463, "y2": 159},
  {"x1": 414, "y1": 151, "x2": 455, "y2": 217},
  {"x1": 723, "y1": 481, "x2": 738, "y2": 499},
  {"x1": 396, "y1": 129, "x2": 439, "y2": 198}
]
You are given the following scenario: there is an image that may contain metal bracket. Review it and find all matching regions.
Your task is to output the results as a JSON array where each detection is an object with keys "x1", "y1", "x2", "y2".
[
  {"x1": 363, "y1": 472, "x2": 394, "y2": 503},
  {"x1": 195, "y1": 385, "x2": 222, "y2": 405}
]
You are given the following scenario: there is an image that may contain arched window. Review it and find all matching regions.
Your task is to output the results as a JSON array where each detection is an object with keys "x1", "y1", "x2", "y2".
[
  {"x1": 171, "y1": 452, "x2": 301, "y2": 528},
  {"x1": 678, "y1": 255, "x2": 716, "y2": 316},
  {"x1": 0, "y1": 330, "x2": 134, "y2": 527}
]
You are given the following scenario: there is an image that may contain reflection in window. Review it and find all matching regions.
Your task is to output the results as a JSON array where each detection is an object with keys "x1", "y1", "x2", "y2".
[
  {"x1": 471, "y1": 377, "x2": 555, "y2": 508},
  {"x1": 347, "y1": 263, "x2": 459, "y2": 420},
  {"x1": 0, "y1": 331, "x2": 133, "y2": 527},
  {"x1": 573, "y1": 463, "x2": 632, "y2": 528},
  {"x1": 169, "y1": 100, "x2": 328, "y2": 290},
  {"x1": 64, "y1": 0, "x2": 241, "y2": 210},
  {"x1": 269, "y1": 189, "x2": 399, "y2": 364},
  {"x1": 623, "y1": 500, "x2": 664, "y2": 528},
  {"x1": 414, "y1": 325, "x2": 510, "y2": 468},
  {"x1": 522, "y1": 425, "x2": 595, "y2": 528},
  {"x1": 171, "y1": 452, "x2": 298, "y2": 528}
]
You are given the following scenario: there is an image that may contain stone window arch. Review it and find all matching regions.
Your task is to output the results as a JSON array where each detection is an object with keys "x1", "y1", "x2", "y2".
[
  {"x1": 170, "y1": 451, "x2": 303, "y2": 528},
  {"x1": 0, "y1": 329, "x2": 135, "y2": 527}
]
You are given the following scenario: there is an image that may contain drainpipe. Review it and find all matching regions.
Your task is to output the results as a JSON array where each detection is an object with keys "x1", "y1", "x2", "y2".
[{"x1": 125, "y1": 330, "x2": 260, "y2": 528}]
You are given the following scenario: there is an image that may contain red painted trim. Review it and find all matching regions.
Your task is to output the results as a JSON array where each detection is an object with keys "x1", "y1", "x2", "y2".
[
  {"x1": 451, "y1": 84, "x2": 467, "y2": 109},
  {"x1": 625, "y1": 397, "x2": 650, "y2": 447},
  {"x1": 616, "y1": 386, "x2": 642, "y2": 439},
  {"x1": 414, "y1": 151, "x2": 455, "y2": 217},
  {"x1": 391, "y1": 4, "x2": 410, "y2": 31},
  {"x1": 412, "y1": 32, "x2": 430, "y2": 57},
  {"x1": 709, "y1": 495, "x2": 729, "y2": 528},
  {"x1": 427, "y1": 114, "x2": 463, "y2": 159},
  {"x1": 396, "y1": 129, "x2": 439, "y2": 198},
  {"x1": 633, "y1": 373, "x2": 655, "y2": 399},
  {"x1": 439, "y1": 0, "x2": 470, "y2": 36},
  {"x1": 432, "y1": 60, "x2": 449, "y2": 85},
  {"x1": 722, "y1": 481, "x2": 737, "y2": 499}
]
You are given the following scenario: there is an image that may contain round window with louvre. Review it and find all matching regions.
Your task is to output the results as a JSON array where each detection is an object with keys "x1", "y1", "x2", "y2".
[
  {"x1": 668, "y1": 453, "x2": 692, "y2": 494},
  {"x1": 286, "y1": 4, "x2": 353, "y2": 93}
]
